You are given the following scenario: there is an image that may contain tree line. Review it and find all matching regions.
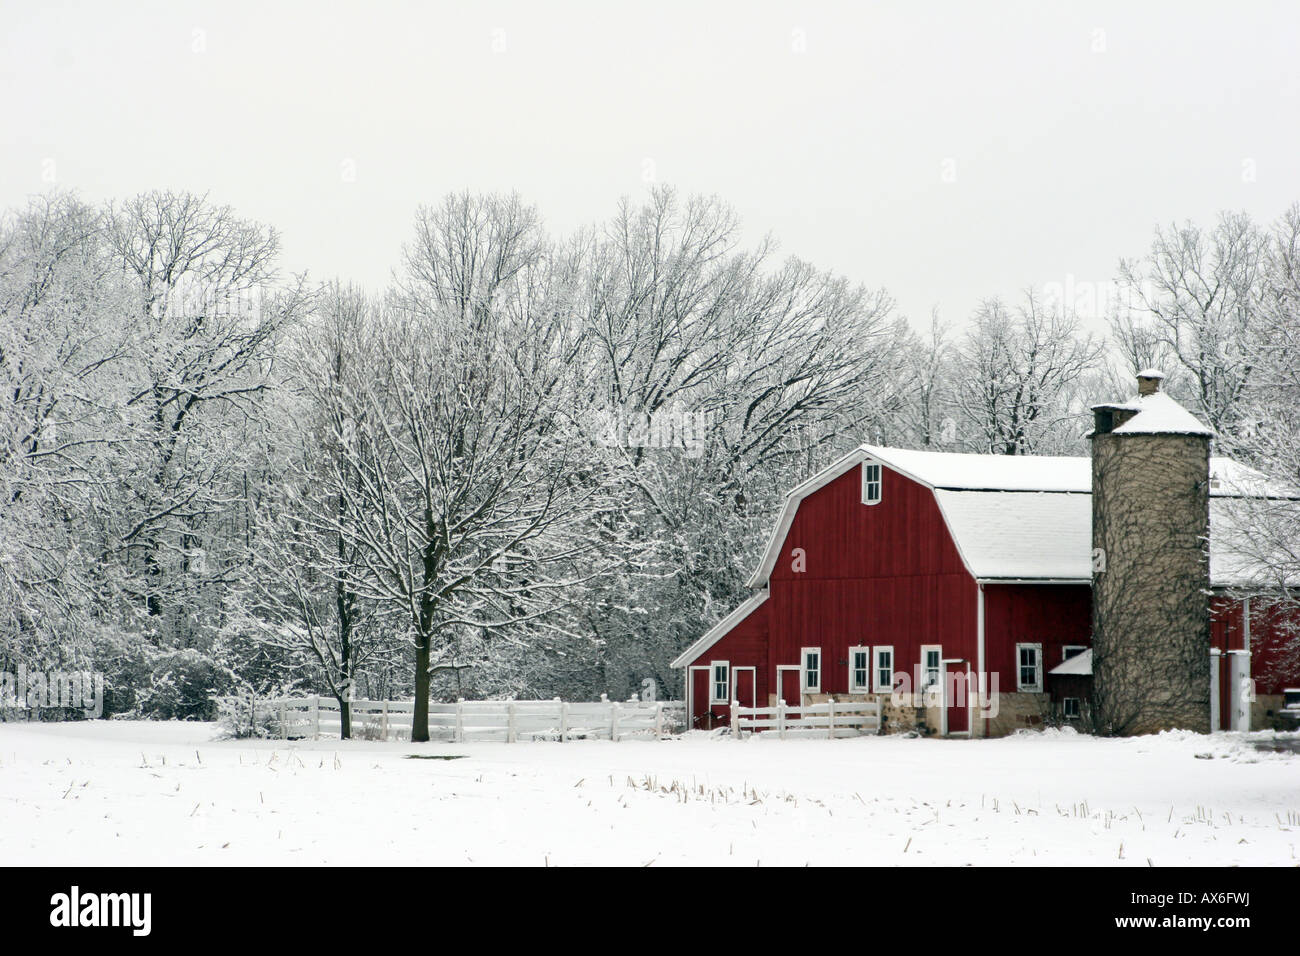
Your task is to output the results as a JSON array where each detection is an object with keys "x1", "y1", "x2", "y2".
[{"x1": 2, "y1": 187, "x2": 1297, "y2": 737}]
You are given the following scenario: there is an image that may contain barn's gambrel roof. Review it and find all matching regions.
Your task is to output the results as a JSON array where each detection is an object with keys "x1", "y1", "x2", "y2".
[{"x1": 745, "y1": 444, "x2": 1295, "y2": 589}]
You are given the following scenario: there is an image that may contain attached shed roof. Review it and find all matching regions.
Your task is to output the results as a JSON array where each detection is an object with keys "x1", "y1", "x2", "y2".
[
  {"x1": 1049, "y1": 648, "x2": 1093, "y2": 676},
  {"x1": 668, "y1": 590, "x2": 768, "y2": 669},
  {"x1": 935, "y1": 490, "x2": 1289, "y2": 587}
]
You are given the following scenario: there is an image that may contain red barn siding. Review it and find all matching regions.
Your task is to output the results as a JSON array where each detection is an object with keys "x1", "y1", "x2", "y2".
[
  {"x1": 983, "y1": 584, "x2": 1092, "y2": 685},
  {"x1": 689, "y1": 601, "x2": 769, "y2": 728},
  {"x1": 767, "y1": 465, "x2": 977, "y2": 692},
  {"x1": 1230, "y1": 599, "x2": 1300, "y2": 696}
]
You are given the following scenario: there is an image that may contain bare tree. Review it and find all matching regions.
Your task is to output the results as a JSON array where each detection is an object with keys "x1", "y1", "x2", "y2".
[
  {"x1": 102, "y1": 190, "x2": 299, "y2": 646},
  {"x1": 233, "y1": 284, "x2": 402, "y2": 737},
  {"x1": 952, "y1": 291, "x2": 1103, "y2": 455},
  {"x1": 1117, "y1": 211, "x2": 1269, "y2": 446},
  {"x1": 897, "y1": 309, "x2": 955, "y2": 447},
  {"x1": 569, "y1": 187, "x2": 909, "y2": 692},
  {"x1": 301, "y1": 196, "x2": 607, "y2": 740},
  {"x1": 0, "y1": 193, "x2": 134, "y2": 664}
]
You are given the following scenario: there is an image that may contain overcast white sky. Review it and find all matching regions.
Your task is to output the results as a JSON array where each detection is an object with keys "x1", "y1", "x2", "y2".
[{"x1": 3, "y1": 0, "x2": 1298, "y2": 330}]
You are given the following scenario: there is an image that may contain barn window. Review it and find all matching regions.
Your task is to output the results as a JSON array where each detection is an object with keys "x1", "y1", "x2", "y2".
[
  {"x1": 1062, "y1": 697, "x2": 1081, "y2": 720},
  {"x1": 874, "y1": 646, "x2": 894, "y2": 693},
  {"x1": 802, "y1": 648, "x2": 821, "y2": 692},
  {"x1": 921, "y1": 646, "x2": 942, "y2": 689},
  {"x1": 861, "y1": 462, "x2": 882, "y2": 505},
  {"x1": 1016, "y1": 643, "x2": 1043, "y2": 692},
  {"x1": 849, "y1": 646, "x2": 870, "y2": 692},
  {"x1": 710, "y1": 662, "x2": 730, "y2": 704},
  {"x1": 1063, "y1": 645, "x2": 1086, "y2": 662}
]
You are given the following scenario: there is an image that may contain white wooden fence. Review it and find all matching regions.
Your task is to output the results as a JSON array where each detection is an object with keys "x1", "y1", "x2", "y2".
[
  {"x1": 731, "y1": 699, "x2": 881, "y2": 739},
  {"x1": 255, "y1": 696, "x2": 685, "y2": 742}
]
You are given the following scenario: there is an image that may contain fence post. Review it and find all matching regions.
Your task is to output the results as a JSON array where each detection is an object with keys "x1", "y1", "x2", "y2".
[
  {"x1": 828, "y1": 698, "x2": 835, "y2": 740},
  {"x1": 611, "y1": 701, "x2": 621, "y2": 743},
  {"x1": 730, "y1": 701, "x2": 739, "y2": 738},
  {"x1": 507, "y1": 701, "x2": 517, "y2": 744},
  {"x1": 557, "y1": 698, "x2": 567, "y2": 742},
  {"x1": 278, "y1": 700, "x2": 287, "y2": 739},
  {"x1": 655, "y1": 702, "x2": 664, "y2": 740},
  {"x1": 381, "y1": 700, "x2": 389, "y2": 741},
  {"x1": 455, "y1": 699, "x2": 464, "y2": 743},
  {"x1": 310, "y1": 696, "x2": 320, "y2": 738}
]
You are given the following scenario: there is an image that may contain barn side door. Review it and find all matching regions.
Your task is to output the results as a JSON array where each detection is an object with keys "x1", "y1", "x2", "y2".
[
  {"x1": 731, "y1": 666, "x2": 757, "y2": 710},
  {"x1": 687, "y1": 666, "x2": 711, "y2": 730},
  {"x1": 942, "y1": 658, "x2": 970, "y2": 736}
]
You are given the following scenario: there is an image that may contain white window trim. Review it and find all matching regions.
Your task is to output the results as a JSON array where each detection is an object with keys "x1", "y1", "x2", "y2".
[
  {"x1": 1016, "y1": 642, "x2": 1043, "y2": 693},
  {"x1": 920, "y1": 644, "x2": 942, "y2": 690},
  {"x1": 848, "y1": 645, "x2": 871, "y2": 693},
  {"x1": 873, "y1": 645, "x2": 895, "y2": 694},
  {"x1": 1062, "y1": 697, "x2": 1081, "y2": 720},
  {"x1": 861, "y1": 462, "x2": 883, "y2": 505},
  {"x1": 801, "y1": 647, "x2": 822, "y2": 693},
  {"x1": 1062, "y1": 645, "x2": 1086, "y2": 662},
  {"x1": 710, "y1": 660, "x2": 730, "y2": 704}
]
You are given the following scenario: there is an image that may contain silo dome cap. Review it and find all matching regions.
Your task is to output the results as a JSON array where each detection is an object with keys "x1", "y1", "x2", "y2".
[{"x1": 1135, "y1": 368, "x2": 1166, "y2": 380}]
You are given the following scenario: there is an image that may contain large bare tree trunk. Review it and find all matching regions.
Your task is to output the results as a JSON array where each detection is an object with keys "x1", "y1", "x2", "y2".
[{"x1": 412, "y1": 634, "x2": 431, "y2": 743}]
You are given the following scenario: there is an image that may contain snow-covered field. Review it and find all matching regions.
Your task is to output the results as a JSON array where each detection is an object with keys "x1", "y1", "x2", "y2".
[{"x1": 2, "y1": 720, "x2": 1298, "y2": 866}]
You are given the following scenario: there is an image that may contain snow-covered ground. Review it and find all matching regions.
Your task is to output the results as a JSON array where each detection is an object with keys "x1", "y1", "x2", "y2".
[{"x1": 2, "y1": 720, "x2": 1297, "y2": 866}]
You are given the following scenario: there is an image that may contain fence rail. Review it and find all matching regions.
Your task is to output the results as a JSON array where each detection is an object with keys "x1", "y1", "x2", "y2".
[
  {"x1": 731, "y1": 699, "x2": 881, "y2": 739},
  {"x1": 248, "y1": 696, "x2": 685, "y2": 743}
]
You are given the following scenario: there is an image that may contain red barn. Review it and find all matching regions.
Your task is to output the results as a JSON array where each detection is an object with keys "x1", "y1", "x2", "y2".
[{"x1": 671, "y1": 444, "x2": 1299, "y2": 736}]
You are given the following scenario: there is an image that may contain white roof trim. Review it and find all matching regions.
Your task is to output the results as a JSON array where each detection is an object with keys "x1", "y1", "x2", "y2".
[
  {"x1": 669, "y1": 590, "x2": 769, "y2": 669},
  {"x1": 975, "y1": 578, "x2": 1091, "y2": 585}
]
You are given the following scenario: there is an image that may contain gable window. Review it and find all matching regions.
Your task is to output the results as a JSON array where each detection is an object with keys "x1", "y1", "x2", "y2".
[
  {"x1": 1016, "y1": 643, "x2": 1043, "y2": 692},
  {"x1": 1062, "y1": 645, "x2": 1086, "y2": 662},
  {"x1": 802, "y1": 647, "x2": 821, "y2": 693},
  {"x1": 1062, "y1": 697, "x2": 1081, "y2": 720},
  {"x1": 861, "y1": 462, "x2": 882, "y2": 505},
  {"x1": 874, "y1": 646, "x2": 894, "y2": 694},
  {"x1": 849, "y1": 646, "x2": 870, "y2": 693},
  {"x1": 710, "y1": 661, "x2": 730, "y2": 704}
]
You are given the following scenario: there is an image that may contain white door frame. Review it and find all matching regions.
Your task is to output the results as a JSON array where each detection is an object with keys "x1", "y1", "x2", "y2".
[
  {"x1": 775, "y1": 665, "x2": 801, "y2": 707},
  {"x1": 731, "y1": 666, "x2": 756, "y2": 709}
]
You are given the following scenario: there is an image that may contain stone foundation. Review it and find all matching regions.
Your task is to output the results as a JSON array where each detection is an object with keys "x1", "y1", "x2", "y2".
[{"x1": 984, "y1": 691, "x2": 1051, "y2": 737}]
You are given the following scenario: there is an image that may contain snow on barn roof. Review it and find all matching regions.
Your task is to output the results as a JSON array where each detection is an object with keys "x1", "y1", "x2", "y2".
[
  {"x1": 936, "y1": 490, "x2": 1284, "y2": 585},
  {"x1": 861, "y1": 445, "x2": 1272, "y2": 496},
  {"x1": 859, "y1": 445, "x2": 1090, "y2": 492},
  {"x1": 935, "y1": 490, "x2": 1092, "y2": 581},
  {"x1": 1049, "y1": 648, "x2": 1092, "y2": 676}
]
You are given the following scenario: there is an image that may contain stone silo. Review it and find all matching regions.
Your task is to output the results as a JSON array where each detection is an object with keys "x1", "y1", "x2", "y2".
[{"x1": 1090, "y1": 370, "x2": 1212, "y2": 734}]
